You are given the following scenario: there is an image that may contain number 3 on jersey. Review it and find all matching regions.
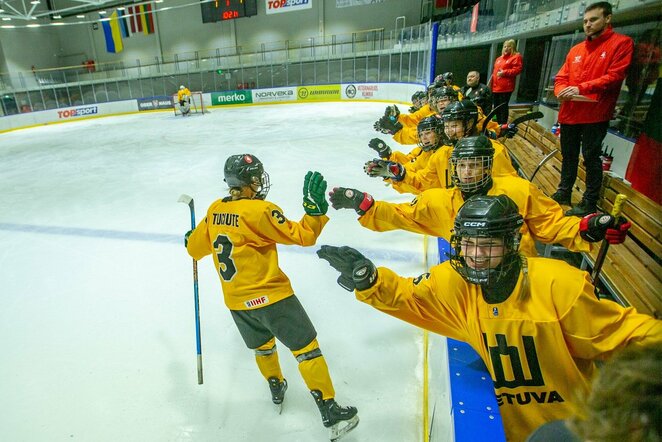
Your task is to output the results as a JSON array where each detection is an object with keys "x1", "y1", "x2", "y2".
[{"x1": 213, "y1": 234, "x2": 237, "y2": 281}]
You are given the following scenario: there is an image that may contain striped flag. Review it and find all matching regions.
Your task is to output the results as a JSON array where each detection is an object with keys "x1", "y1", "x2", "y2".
[
  {"x1": 101, "y1": 10, "x2": 123, "y2": 53},
  {"x1": 117, "y1": 9, "x2": 129, "y2": 38},
  {"x1": 126, "y1": 5, "x2": 154, "y2": 35}
]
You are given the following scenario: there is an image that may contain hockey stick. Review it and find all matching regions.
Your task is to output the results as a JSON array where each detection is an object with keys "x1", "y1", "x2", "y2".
[
  {"x1": 480, "y1": 102, "x2": 507, "y2": 134},
  {"x1": 178, "y1": 194, "x2": 204, "y2": 385},
  {"x1": 591, "y1": 194, "x2": 627, "y2": 289},
  {"x1": 509, "y1": 111, "x2": 544, "y2": 127}
]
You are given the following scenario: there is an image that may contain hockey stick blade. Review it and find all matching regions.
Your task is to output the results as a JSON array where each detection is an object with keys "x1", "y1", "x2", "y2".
[
  {"x1": 511, "y1": 111, "x2": 544, "y2": 127},
  {"x1": 178, "y1": 193, "x2": 194, "y2": 207}
]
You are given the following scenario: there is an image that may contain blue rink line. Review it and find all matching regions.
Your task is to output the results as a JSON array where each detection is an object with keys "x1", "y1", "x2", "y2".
[{"x1": 0, "y1": 222, "x2": 422, "y2": 263}]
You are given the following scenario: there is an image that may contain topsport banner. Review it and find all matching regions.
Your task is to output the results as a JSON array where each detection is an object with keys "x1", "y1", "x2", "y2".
[
  {"x1": 266, "y1": 0, "x2": 313, "y2": 14},
  {"x1": 296, "y1": 85, "x2": 341, "y2": 101}
]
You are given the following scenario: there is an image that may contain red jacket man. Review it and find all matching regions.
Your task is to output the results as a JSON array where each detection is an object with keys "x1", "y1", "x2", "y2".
[{"x1": 551, "y1": 1, "x2": 633, "y2": 217}]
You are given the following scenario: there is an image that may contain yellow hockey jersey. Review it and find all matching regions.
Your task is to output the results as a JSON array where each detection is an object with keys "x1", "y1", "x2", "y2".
[
  {"x1": 393, "y1": 139, "x2": 518, "y2": 194},
  {"x1": 393, "y1": 105, "x2": 436, "y2": 145},
  {"x1": 359, "y1": 175, "x2": 592, "y2": 257},
  {"x1": 186, "y1": 197, "x2": 328, "y2": 310},
  {"x1": 389, "y1": 146, "x2": 422, "y2": 164},
  {"x1": 355, "y1": 258, "x2": 662, "y2": 441},
  {"x1": 177, "y1": 87, "x2": 191, "y2": 101}
]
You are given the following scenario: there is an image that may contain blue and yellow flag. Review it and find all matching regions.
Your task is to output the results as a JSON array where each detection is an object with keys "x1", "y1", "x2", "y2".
[{"x1": 101, "y1": 10, "x2": 124, "y2": 53}]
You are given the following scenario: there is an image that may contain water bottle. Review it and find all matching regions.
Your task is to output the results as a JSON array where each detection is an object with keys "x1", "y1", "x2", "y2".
[{"x1": 551, "y1": 122, "x2": 560, "y2": 137}]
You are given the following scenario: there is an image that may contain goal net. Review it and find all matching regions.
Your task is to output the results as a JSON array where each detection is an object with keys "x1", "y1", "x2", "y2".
[{"x1": 172, "y1": 91, "x2": 207, "y2": 116}]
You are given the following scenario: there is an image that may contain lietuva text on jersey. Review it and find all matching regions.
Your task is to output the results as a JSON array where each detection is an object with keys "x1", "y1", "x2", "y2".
[{"x1": 212, "y1": 212, "x2": 240, "y2": 227}]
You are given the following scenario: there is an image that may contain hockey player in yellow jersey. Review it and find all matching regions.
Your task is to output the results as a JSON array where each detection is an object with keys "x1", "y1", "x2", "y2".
[
  {"x1": 176, "y1": 85, "x2": 192, "y2": 115},
  {"x1": 331, "y1": 135, "x2": 631, "y2": 257},
  {"x1": 317, "y1": 194, "x2": 661, "y2": 442},
  {"x1": 185, "y1": 154, "x2": 358, "y2": 441},
  {"x1": 367, "y1": 116, "x2": 447, "y2": 195},
  {"x1": 364, "y1": 100, "x2": 518, "y2": 195},
  {"x1": 376, "y1": 86, "x2": 459, "y2": 146}
]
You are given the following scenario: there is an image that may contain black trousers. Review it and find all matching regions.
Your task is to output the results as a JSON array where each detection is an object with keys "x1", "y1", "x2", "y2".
[
  {"x1": 492, "y1": 91, "x2": 512, "y2": 124},
  {"x1": 558, "y1": 122, "x2": 609, "y2": 205}
]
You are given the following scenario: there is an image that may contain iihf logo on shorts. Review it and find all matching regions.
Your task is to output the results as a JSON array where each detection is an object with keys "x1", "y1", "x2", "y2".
[{"x1": 492, "y1": 307, "x2": 499, "y2": 317}]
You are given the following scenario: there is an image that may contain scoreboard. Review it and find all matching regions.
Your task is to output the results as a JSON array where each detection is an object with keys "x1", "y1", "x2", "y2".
[{"x1": 201, "y1": 0, "x2": 258, "y2": 23}]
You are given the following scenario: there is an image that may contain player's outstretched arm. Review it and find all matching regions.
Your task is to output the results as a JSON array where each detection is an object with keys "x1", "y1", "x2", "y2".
[
  {"x1": 302, "y1": 170, "x2": 329, "y2": 216},
  {"x1": 316, "y1": 245, "x2": 377, "y2": 292},
  {"x1": 328, "y1": 187, "x2": 374, "y2": 215},
  {"x1": 363, "y1": 159, "x2": 405, "y2": 181}
]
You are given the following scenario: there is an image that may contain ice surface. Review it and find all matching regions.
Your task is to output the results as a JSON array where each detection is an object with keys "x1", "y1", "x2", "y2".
[{"x1": 0, "y1": 102, "x2": 442, "y2": 441}]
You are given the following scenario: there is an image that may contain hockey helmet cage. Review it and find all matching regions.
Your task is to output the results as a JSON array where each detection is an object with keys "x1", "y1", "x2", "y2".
[
  {"x1": 449, "y1": 194, "x2": 523, "y2": 286},
  {"x1": 417, "y1": 116, "x2": 444, "y2": 151},
  {"x1": 223, "y1": 154, "x2": 271, "y2": 200},
  {"x1": 449, "y1": 135, "x2": 495, "y2": 193}
]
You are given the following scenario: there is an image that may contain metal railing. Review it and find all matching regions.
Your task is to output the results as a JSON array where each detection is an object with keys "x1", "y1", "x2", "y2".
[{"x1": 0, "y1": 23, "x2": 431, "y2": 116}]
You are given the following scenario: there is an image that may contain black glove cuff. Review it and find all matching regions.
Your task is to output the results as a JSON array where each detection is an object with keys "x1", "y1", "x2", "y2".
[{"x1": 353, "y1": 259, "x2": 377, "y2": 291}]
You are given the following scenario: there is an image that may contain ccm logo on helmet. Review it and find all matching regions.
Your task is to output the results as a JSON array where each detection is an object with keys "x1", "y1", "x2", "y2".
[{"x1": 463, "y1": 221, "x2": 487, "y2": 227}]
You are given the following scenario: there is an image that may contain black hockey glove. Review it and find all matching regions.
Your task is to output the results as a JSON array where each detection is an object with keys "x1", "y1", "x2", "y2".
[
  {"x1": 580, "y1": 213, "x2": 631, "y2": 244},
  {"x1": 328, "y1": 187, "x2": 374, "y2": 215},
  {"x1": 317, "y1": 245, "x2": 377, "y2": 291},
  {"x1": 364, "y1": 159, "x2": 405, "y2": 181},
  {"x1": 368, "y1": 138, "x2": 392, "y2": 159},
  {"x1": 373, "y1": 116, "x2": 403, "y2": 135},
  {"x1": 500, "y1": 123, "x2": 518, "y2": 139},
  {"x1": 384, "y1": 104, "x2": 400, "y2": 119},
  {"x1": 302, "y1": 171, "x2": 328, "y2": 216},
  {"x1": 184, "y1": 230, "x2": 193, "y2": 247}
]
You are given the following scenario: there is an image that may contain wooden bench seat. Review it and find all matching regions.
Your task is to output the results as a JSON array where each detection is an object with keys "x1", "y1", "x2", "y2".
[
  {"x1": 582, "y1": 175, "x2": 662, "y2": 318},
  {"x1": 503, "y1": 110, "x2": 662, "y2": 318}
]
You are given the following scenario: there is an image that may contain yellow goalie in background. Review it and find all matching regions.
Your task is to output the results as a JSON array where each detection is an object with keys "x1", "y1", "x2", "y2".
[{"x1": 177, "y1": 85, "x2": 192, "y2": 116}]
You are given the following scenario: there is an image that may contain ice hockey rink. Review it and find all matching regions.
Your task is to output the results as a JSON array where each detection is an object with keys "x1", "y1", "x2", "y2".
[{"x1": 0, "y1": 101, "x2": 442, "y2": 441}]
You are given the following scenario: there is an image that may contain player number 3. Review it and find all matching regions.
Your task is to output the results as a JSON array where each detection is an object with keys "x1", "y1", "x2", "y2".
[{"x1": 213, "y1": 234, "x2": 237, "y2": 281}]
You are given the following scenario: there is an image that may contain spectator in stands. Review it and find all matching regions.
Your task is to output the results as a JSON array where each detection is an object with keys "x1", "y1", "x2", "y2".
[
  {"x1": 462, "y1": 70, "x2": 493, "y2": 114},
  {"x1": 317, "y1": 194, "x2": 661, "y2": 442},
  {"x1": 489, "y1": 39, "x2": 523, "y2": 124},
  {"x1": 551, "y1": 2, "x2": 633, "y2": 217}
]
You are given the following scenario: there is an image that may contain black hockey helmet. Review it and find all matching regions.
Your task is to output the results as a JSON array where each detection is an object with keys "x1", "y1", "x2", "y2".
[
  {"x1": 450, "y1": 135, "x2": 495, "y2": 193},
  {"x1": 417, "y1": 116, "x2": 444, "y2": 151},
  {"x1": 223, "y1": 154, "x2": 271, "y2": 200},
  {"x1": 429, "y1": 86, "x2": 459, "y2": 114},
  {"x1": 411, "y1": 90, "x2": 427, "y2": 103},
  {"x1": 441, "y1": 100, "x2": 479, "y2": 141},
  {"x1": 434, "y1": 72, "x2": 454, "y2": 85},
  {"x1": 449, "y1": 195, "x2": 523, "y2": 288}
]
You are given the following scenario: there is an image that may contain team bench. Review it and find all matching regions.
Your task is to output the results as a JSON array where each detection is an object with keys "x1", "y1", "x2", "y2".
[{"x1": 503, "y1": 110, "x2": 662, "y2": 318}]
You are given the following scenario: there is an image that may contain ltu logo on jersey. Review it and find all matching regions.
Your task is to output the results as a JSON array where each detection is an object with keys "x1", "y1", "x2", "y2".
[
  {"x1": 573, "y1": 55, "x2": 582, "y2": 63},
  {"x1": 492, "y1": 307, "x2": 499, "y2": 317},
  {"x1": 600, "y1": 51, "x2": 606, "y2": 59},
  {"x1": 484, "y1": 333, "x2": 544, "y2": 389}
]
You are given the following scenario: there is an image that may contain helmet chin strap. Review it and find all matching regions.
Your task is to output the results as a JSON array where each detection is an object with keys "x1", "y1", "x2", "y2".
[{"x1": 480, "y1": 255, "x2": 522, "y2": 304}]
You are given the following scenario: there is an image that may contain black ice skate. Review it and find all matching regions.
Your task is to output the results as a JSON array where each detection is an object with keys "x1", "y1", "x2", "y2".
[
  {"x1": 268, "y1": 377, "x2": 287, "y2": 414},
  {"x1": 311, "y1": 390, "x2": 359, "y2": 441}
]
